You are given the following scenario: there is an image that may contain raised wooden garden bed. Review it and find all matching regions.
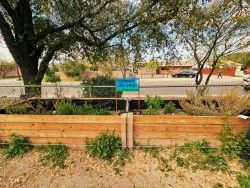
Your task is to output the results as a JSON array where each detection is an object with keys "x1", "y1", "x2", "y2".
[{"x1": 0, "y1": 113, "x2": 249, "y2": 148}]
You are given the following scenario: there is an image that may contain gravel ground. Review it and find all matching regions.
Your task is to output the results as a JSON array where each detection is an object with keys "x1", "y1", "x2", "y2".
[{"x1": 0, "y1": 148, "x2": 248, "y2": 188}]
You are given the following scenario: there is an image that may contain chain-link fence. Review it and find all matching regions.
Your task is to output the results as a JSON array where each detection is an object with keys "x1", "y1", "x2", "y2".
[{"x1": 0, "y1": 82, "x2": 245, "y2": 99}]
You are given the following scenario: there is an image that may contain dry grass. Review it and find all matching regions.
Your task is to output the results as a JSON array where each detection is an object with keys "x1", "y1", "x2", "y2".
[{"x1": 179, "y1": 86, "x2": 250, "y2": 116}]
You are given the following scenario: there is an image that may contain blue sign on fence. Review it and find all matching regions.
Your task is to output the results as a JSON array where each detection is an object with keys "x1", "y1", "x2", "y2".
[{"x1": 116, "y1": 78, "x2": 139, "y2": 92}]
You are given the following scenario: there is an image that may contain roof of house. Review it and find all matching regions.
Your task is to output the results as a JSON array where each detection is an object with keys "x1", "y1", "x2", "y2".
[{"x1": 160, "y1": 62, "x2": 194, "y2": 67}]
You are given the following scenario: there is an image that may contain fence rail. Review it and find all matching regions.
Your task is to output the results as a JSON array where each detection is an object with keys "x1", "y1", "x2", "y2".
[{"x1": 0, "y1": 83, "x2": 245, "y2": 99}]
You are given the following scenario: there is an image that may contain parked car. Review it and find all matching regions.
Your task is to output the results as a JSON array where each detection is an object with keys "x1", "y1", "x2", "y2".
[
  {"x1": 243, "y1": 76, "x2": 250, "y2": 91},
  {"x1": 243, "y1": 75, "x2": 250, "y2": 82},
  {"x1": 171, "y1": 71, "x2": 197, "y2": 78},
  {"x1": 243, "y1": 82, "x2": 250, "y2": 91},
  {"x1": 243, "y1": 68, "x2": 250, "y2": 75}
]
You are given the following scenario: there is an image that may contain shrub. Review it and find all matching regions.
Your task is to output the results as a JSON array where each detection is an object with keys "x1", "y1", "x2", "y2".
[
  {"x1": 164, "y1": 101, "x2": 176, "y2": 114},
  {"x1": 43, "y1": 67, "x2": 61, "y2": 83},
  {"x1": 5, "y1": 103, "x2": 29, "y2": 114},
  {"x1": 3, "y1": 133, "x2": 33, "y2": 159},
  {"x1": 81, "y1": 75, "x2": 122, "y2": 98},
  {"x1": 144, "y1": 95, "x2": 163, "y2": 115},
  {"x1": 179, "y1": 86, "x2": 250, "y2": 116},
  {"x1": 61, "y1": 59, "x2": 85, "y2": 76}
]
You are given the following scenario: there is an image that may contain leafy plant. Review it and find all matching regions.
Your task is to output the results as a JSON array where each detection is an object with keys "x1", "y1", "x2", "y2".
[
  {"x1": 219, "y1": 121, "x2": 250, "y2": 159},
  {"x1": 174, "y1": 140, "x2": 228, "y2": 172},
  {"x1": 144, "y1": 95, "x2": 163, "y2": 115},
  {"x1": 43, "y1": 67, "x2": 61, "y2": 83},
  {"x1": 179, "y1": 139, "x2": 212, "y2": 154},
  {"x1": 5, "y1": 103, "x2": 29, "y2": 114},
  {"x1": 3, "y1": 133, "x2": 33, "y2": 159},
  {"x1": 164, "y1": 101, "x2": 176, "y2": 114},
  {"x1": 73, "y1": 76, "x2": 81, "y2": 81},
  {"x1": 81, "y1": 75, "x2": 121, "y2": 98},
  {"x1": 37, "y1": 142, "x2": 68, "y2": 169},
  {"x1": 236, "y1": 174, "x2": 250, "y2": 188},
  {"x1": 85, "y1": 131, "x2": 122, "y2": 162},
  {"x1": 55, "y1": 100, "x2": 110, "y2": 115}
]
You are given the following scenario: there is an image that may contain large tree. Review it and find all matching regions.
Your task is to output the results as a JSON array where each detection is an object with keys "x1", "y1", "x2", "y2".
[
  {"x1": 175, "y1": 0, "x2": 250, "y2": 85},
  {"x1": 0, "y1": 0, "x2": 183, "y2": 97}
]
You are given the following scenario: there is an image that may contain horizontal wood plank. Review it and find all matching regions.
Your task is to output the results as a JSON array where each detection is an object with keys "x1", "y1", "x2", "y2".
[
  {"x1": 0, "y1": 115, "x2": 121, "y2": 123},
  {"x1": 133, "y1": 124, "x2": 248, "y2": 133},
  {"x1": 0, "y1": 129, "x2": 121, "y2": 139},
  {"x1": 133, "y1": 116, "x2": 250, "y2": 125},
  {"x1": 0, "y1": 122, "x2": 121, "y2": 131}
]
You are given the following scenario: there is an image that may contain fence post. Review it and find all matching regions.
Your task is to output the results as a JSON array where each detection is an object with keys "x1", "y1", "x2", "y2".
[
  {"x1": 127, "y1": 112, "x2": 133, "y2": 149},
  {"x1": 121, "y1": 113, "x2": 127, "y2": 148}
]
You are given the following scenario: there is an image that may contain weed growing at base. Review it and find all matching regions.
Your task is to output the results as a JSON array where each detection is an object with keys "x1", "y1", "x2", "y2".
[
  {"x1": 85, "y1": 131, "x2": 132, "y2": 175},
  {"x1": 3, "y1": 133, "x2": 33, "y2": 159},
  {"x1": 37, "y1": 142, "x2": 68, "y2": 169}
]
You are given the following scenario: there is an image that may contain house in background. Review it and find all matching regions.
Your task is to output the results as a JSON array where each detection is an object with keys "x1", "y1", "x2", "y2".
[
  {"x1": 201, "y1": 60, "x2": 242, "y2": 77},
  {"x1": 137, "y1": 62, "x2": 195, "y2": 76},
  {"x1": 136, "y1": 60, "x2": 242, "y2": 77},
  {"x1": 159, "y1": 62, "x2": 194, "y2": 76}
]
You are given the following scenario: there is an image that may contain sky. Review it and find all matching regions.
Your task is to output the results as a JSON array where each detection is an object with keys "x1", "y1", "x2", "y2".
[{"x1": 0, "y1": 42, "x2": 13, "y2": 61}]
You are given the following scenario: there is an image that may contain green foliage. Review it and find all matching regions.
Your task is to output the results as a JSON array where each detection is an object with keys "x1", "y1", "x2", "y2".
[
  {"x1": 61, "y1": 59, "x2": 85, "y2": 77},
  {"x1": 223, "y1": 52, "x2": 250, "y2": 67},
  {"x1": 5, "y1": 103, "x2": 29, "y2": 114},
  {"x1": 236, "y1": 174, "x2": 250, "y2": 188},
  {"x1": 81, "y1": 75, "x2": 121, "y2": 98},
  {"x1": 219, "y1": 124, "x2": 250, "y2": 159},
  {"x1": 144, "y1": 95, "x2": 163, "y2": 115},
  {"x1": 0, "y1": 60, "x2": 15, "y2": 78},
  {"x1": 44, "y1": 67, "x2": 61, "y2": 83},
  {"x1": 37, "y1": 142, "x2": 68, "y2": 169},
  {"x1": 3, "y1": 133, "x2": 33, "y2": 159},
  {"x1": 175, "y1": 140, "x2": 228, "y2": 172},
  {"x1": 73, "y1": 76, "x2": 81, "y2": 81},
  {"x1": 239, "y1": 159, "x2": 250, "y2": 174},
  {"x1": 164, "y1": 101, "x2": 176, "y2": 114},
  {"x1": 55, "y1": 100, "x2": 110, "y2": 115},
  {"x1": 179, "y1": 139, "x2": 212, "y2": 154},
  {"x1": 85, "y1": 131, "x2": 122, "y2": 161}
]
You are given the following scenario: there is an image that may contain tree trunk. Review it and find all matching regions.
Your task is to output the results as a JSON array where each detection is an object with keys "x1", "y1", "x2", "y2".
[{"x1": 17, "y1": 58, "x2": 44, "y2": 98}]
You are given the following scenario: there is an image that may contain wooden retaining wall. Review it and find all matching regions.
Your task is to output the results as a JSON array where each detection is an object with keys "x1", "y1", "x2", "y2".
[
  {"x1": 0, "y1": 115, "x2": 124, "y2": 147},
  {"x1": 0, "y1": 114, "x2": 249, "y2": 148}
]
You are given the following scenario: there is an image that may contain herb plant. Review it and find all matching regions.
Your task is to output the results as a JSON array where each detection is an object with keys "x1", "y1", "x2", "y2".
[
  {"x1": 144, "y1": 95, "x2": 163, "y2": 115},
  {"x1": 164, "y1": 101, "x2": 176, "y2": 114}
]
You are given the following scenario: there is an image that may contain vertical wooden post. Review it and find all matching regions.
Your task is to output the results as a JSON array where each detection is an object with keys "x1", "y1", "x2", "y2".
[
  {"x1": 115, "y1": 79, "x2": 117, "y2": 111},
  {"x1": 138, "y1": 78, "x2": 140, "y2": 111},
  {"x1": 127, "y1": 112, "x2": 133, "y2": 149},
  {"x1": 121, "y1": 113, "x2": 127, "y2": 148}
]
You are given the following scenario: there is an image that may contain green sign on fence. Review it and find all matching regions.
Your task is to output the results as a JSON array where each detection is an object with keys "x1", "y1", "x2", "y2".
[{"x1": 116, "y1": 78, "x2": 139, "y2": 92}]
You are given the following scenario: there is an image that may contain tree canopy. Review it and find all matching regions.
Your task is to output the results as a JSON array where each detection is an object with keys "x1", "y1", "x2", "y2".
[
  {"x1": 0, "y1": 0, "x2": 183, "y2": 96},
  {"x1": 174, "y1": 0, "x2": 250, "y2": 85}
]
